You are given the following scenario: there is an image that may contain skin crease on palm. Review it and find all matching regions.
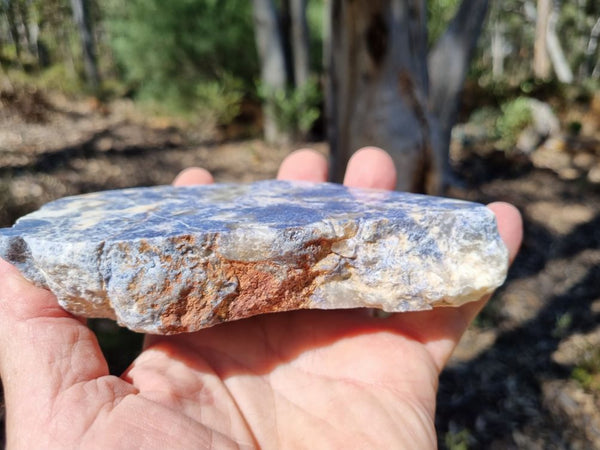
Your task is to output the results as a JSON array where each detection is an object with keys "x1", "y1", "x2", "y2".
[{"x1": 0, "y1": 147, "x2": 523, "y2": 449}]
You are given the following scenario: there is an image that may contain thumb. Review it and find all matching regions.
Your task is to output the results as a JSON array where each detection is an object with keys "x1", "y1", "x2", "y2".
[{"x1": 0, "y1": 258, "x2": 109, "y2": 419}]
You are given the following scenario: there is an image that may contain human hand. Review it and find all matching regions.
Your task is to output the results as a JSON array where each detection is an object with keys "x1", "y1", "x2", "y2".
[{"x1": 0, "y1": 147, "x2": 522, "y2": 448}]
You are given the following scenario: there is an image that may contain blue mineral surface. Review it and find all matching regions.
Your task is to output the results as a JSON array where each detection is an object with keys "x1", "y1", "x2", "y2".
[
  {"x1": 0, "y1": 180, "x2": 509, "y2": 334},
  {"x1": 0, "y1": 181, "x2": 473, "y2": 241}
]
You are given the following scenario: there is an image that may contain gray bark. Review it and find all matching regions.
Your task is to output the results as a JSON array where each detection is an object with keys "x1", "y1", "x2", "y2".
[
  {"x1": 428, "y1": 0, "x2": 490, "y2": 193},
  {"x1": 70, "y1": 0, "x2": 100, "y2": 89},
  {"x1": 328, "y1": 0, "x2": 488, "y2": 194},
  {"x1": 583, "y1": 16, "x2": 600, "y2": 79},
  {"x1": 290, "y1": 0, "x2": 310, "y2": 88},
  {"x1": 279, "y1": 0, "x2": 294, "y2": 82},
  {"x1": 17, "y1": 1, "x2": 32, "y2": 53},
  {"x1": 328, "y1": 0, "x2": 431, "y2": 192},
  {"x1": 251, "y1": 0, "x2": 288, "y2": 144}
]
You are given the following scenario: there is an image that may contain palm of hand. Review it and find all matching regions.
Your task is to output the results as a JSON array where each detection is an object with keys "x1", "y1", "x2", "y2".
[
  {"x1": 0, "y1": 148, "x2": 521, "y2": 449},
  {"x1": 36, "y1": 307, "x2": 441, "y2": 448}
]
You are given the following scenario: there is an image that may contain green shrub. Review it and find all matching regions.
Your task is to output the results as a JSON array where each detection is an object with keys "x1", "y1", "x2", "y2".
[
  {"x1": 35, "y1": 64, "x2": 85, "y2": 94},
  {"x1": 4, "y1": 64, "x2": 83, "y2": 96},
  {"x1": 495, "y1": 97, "x2": 534, "y2": 149},
  {"x1": 106, "y1": 0, "x2": 257, "y2": 116},
  {"x1": 552, "y1": 312, "x2": 573, "y2": 339},
  {"x1": 444, "y1": 427, "x2": 472, "y2": 450},
  {"x1": 194, "y1": 74, "x2": 244, "y2": 125},
  {"x1": 468, "y1": 106, "x2": 501, "y2": 137},
  {"x1": 260, "y1": 77, "x2": 322, "y2": 139}
]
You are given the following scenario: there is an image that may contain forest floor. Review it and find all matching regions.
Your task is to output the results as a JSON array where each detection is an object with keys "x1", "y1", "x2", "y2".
[{"x1": 1, "y1": 85, "x2": 599, "y2": 449}]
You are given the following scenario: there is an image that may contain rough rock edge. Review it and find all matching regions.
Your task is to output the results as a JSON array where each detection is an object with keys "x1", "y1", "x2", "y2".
[{"x1": 2, "y1": 216, "x2": 508, "y2": 334}]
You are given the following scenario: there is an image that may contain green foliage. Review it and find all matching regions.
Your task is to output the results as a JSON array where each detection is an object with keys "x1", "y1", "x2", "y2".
[
  {"x1": 428, "y1": 0, "x2": 461, "y2": 46},
  {"x1": 193, "y1": 74, "x2": 245, "y2": 125},
  {"x1": 3, "y1": 63, "x2": 82, "y2": 95},
  {"x1": 307, "y1": 0, "x2": 325, "y2": 72},
  {"x1": 106, "y1": 0, "x2": 257, "y2": 118},
  {"x1": 552, "y1": 312, "x2": 573, "y2": 339},
  {"x1": 472, "y1": 1, "x2": 535, "y2": 88},
  {"x1": 558, "y1": 1, "x2": 600, "y2": 77},
  {"x1": 34, "y1": 64, "x2": 85, "y2": 94},
  {"x1": 567, "y1": 121, "x2": 582, "y2": 136},
  {"x1": 495, "y1": 97, "x2": 534, "y2": 149},
  {"x1": 444, "y1": 427, "x2": 472, "y2": 450},
  {"x1": 472, "y1": 0, "x2": 600, "y2": 89},
  {"x1": 260, "y1": 77, "x2": 321, "y2": 138},
  {"x1": 571, "y1": 346, "x2": 600, "y2": 393},
  {"x1": 468, "y1": 106, "x2": 501, "y2": 134}
]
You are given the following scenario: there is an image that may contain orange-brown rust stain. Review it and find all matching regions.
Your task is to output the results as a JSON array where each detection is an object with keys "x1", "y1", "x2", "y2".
[
  {"x1": 218, "y1": 236, "x2": 341, "y2": 321},
  {"x1": 221, "y1": 261, "x2": 310, "y2": 319},
  {"x1": 160, "y1": 286, "x2": 209, "y2": 334},
  {"x1": 158, "y1": 234, "x2": 218, "y2": 334},
  {"x1": 176, "y1": 235, "x2": 197, "y2": 248},
  {"x1": 138, "y1": 239, "x2": 153, "y2": 253},
  {"x1": 127, "y1": 235, "x2": 210, "y2": 334},
  {"x1": 158, "y1": 236, "x2": 346, "y2": 333}
]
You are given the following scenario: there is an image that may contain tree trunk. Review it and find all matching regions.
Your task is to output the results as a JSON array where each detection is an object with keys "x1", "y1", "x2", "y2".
[
  {"x1": 5, "y1": 0, "x2": 22, "y2": 63},
  {"x1": 593, "y1": 60, "x2": 600, "y2": 80},
  {"x1": 290, "y1": 0, "x2": 310, "y2": 88},
  {"x1": 70, "y1": 0, "x2": 100, "y2": 90},
  {"x1": 328, "y1": 0, "x2": 488, "y2": 194},
  {"x1": 328, "y1": 0, "x2": 431, "y2": 192},
  {"x1": 251, "y1": 0, "x2": 289, "y2": 144},
  {"x1": 533, "y1": 0, "x2": 552, "y2": 79},
  {"x1": 428, "y1": 0, "x2": 490, "y2": 193},
  {"x1": 279, "y1": 0, "x2": 294, "y2": 84},
  {"x1": 17, "y1": 1, "x2": 33, "y2": 55},
  {"x1": 546, "y1": 7, "x2": 573, "y2": 84},
  {"x1": 583, "y1": 16, "x2": 600, "y2": 79}
]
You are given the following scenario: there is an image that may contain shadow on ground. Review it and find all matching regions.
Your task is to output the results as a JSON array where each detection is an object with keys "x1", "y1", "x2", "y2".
[{"x1": 437, "y1": 149, "x2": 600, "y2": 448}]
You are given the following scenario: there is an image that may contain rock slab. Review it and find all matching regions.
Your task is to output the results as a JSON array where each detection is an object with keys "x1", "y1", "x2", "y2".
[{"x1": 0, "y1": 181, "x2": 508, "y2": 334}]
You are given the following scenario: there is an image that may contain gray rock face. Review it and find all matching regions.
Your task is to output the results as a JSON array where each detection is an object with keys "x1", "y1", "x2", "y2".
[{"x1": 0, "y1": 181, "x2": 509, "y2": 334}]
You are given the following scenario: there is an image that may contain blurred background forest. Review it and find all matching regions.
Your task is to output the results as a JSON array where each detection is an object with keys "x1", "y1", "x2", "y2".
[{"x1": 1, "y1": 0, "x2": 600, "y2": 448}]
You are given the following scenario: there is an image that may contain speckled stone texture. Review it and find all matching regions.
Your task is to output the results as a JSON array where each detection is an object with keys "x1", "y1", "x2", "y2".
[{"x1": 0, "y1": 180, "x2": 508, "y2": 334}]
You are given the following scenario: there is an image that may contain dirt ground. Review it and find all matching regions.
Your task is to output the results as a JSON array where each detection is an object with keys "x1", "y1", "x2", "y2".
[{"x1": 1, "y1": 87, "x2": 599, "y2": 448}]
